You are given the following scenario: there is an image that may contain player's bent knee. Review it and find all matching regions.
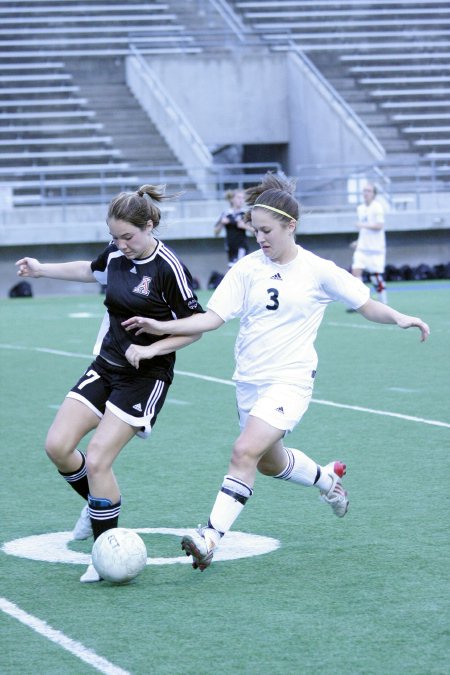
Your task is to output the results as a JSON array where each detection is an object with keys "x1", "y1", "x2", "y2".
[
  {"x1": 85, "y1": 446, "x2": 113, "y2": 477},
  {"x1": 45, "y1": 431, "x2": 74, "y2": 463},
  {"x1": 231, "y1": 438, "x2": 263, "y2": 467}
]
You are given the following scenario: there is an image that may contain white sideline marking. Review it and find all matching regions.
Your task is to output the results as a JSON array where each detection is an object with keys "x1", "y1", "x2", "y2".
[
  {"x1": 68, "y1": 312, "x2": 104, "y2": 319},
  {"x1": 0, "y1": 597, "x2": 130, "y2": 675},
  {"x1": 310, "y1": 398, "x2": 450, "y2": 428},
  {"x1": 388, "y1": 387, "x2": 418, "y2": 393},
  {"x1": 0, "y1": 343, "x2": 92, "y2": 359},
  {"x1": 327, "y1": 321, "x2": 391, "y2": 331},
  {"x1": 1, "y1": 343, "x2": 449, "y2": 429}
]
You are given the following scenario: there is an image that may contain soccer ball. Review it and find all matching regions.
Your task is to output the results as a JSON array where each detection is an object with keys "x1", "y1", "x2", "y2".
[{"x1": 92, "y1": 528, "x2": 147, "y2": 583}]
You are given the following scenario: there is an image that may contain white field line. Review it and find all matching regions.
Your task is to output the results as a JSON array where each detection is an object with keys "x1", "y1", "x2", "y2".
[
  {"x1": 1, "y1": 343, "x2": 449, "y2": 429},
  {"x1": 0, "y1": 597, "x2": 130, "y2": 675}
]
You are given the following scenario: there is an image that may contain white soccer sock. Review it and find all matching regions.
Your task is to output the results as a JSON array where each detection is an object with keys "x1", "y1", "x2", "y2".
[
  {"x1": 208, "y1": 475, "x2": 253, "y2": 540},
  {"x1": 274, "y1": 447, "x2": 333, "y2": 492},
  {"x1": 378, "y1": 289, "x2": 387, "y2": 304}
]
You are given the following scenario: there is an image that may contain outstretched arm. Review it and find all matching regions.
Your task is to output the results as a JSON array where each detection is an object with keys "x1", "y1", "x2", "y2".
[
  {"x1": 357, "y1": 298, "x2": 430, "y2": 342},
  {"x1": 16, "y1": 257, "x2": 95, "y2": 282},
  {"x1": 122, "y1": 308, "x2": 224, "y2": 337},
  {"x1": 214, "y1": 218, "x2": 224, "y2": 236},
  {"x1": 125, "y1": 334, "x2": 202, "y2": 369}
]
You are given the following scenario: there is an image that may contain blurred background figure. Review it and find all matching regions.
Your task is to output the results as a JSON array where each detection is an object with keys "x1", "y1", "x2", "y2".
[
  {"x1": 214, "y1": 189, "x2": 253, "y2": 270},
  {"x1": 349, "y1": 182, "x2": 387, "y2": 305}
]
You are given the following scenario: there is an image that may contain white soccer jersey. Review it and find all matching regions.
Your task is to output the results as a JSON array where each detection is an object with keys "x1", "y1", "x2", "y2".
[
  {"x1": 207, "y1": 245, "x2": 370, "y2": 385},
  {"x1": 356, "y1": 200, "x2": 386, "y2": 253}
]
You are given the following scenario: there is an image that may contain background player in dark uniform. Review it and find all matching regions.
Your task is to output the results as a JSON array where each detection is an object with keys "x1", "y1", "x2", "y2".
[
  {"x1": 214, "y1": 189, "x2": 253, "y2": 268},
  {"x1": 15, "y1": 184, "x2": 203, "y2": 582}
]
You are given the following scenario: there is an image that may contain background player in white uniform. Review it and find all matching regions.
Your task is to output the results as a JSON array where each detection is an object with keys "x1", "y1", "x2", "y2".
[
  {"x1": 351, "y1": 182, "x2": 387, "y2": 304},
  {"x1": 123, "y1": 173, "x2": 430, "y2": 572},
  {"x1": 16, "y1": 184, "x2": 203, "y2": 582}
]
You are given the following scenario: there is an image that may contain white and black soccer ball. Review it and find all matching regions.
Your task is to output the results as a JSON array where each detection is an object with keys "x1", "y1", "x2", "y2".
[{"x1": 92, "y1": 528, "x2": 147, "y2": 583}]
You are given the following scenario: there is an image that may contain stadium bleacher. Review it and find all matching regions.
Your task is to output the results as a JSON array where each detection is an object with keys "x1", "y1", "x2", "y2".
[
  {"x1": 1, "y1": 0, "x2": 449, "y2": 208},
  {"x1": 228, "y1": 0, "x2": 450, "y2": 165},
  {"x1": 0, "y1": 0, "x2": 448, "y2": 295},
  {"x1": 0, "y1": 0, "x2": 204, "y2": 205}
]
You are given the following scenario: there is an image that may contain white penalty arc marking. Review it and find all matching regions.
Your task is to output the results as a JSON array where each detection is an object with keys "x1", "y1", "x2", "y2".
[
  {"x1": 2, "y1": 528, "x2": 280, "y2": 566},
  {"x1": 1, "y1": 344, "x2": 449, "y2": 429},
  {"x1": 0, "y1": 597, "x2": 130, "y2": 675}
]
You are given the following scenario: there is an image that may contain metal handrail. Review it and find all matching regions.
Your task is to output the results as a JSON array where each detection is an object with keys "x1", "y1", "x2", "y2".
[
  {"x1": 1, "y1": 155, "x2": 448, "y2": 211},
  {"x1": 206, "y1": 0, "x2": 248, "y2": 43}
]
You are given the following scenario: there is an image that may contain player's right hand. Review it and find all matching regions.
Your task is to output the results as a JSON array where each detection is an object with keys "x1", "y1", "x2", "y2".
[
  {"x1": 15, "y1": 257, "x2": 41, "y2": 278},
  {"x1": 122, "y1": 316, "x2": 165, "y2": 336}
]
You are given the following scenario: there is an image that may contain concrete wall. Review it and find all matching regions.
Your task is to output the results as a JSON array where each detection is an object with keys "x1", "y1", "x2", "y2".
[
  {"x1": 2, "y1": 206, "x2": 448, "y2": 298},
  {"x1": 286, "y1": 52, "x2": 384, "y2": 174},
  {"x1": 145, "y1": 51, "x2": 382, "y2": 176},
  {"x1": 145, "y1": 51, "x2": 289, "y2": 147}
]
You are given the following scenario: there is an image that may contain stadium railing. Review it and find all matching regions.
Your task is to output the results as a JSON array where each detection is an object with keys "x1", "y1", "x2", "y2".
[
  {"x1": 1, "y1": 159, "x2": 448, "y2": 212},
  {"x1": 0, "y1": 161, "x2": 282, "y2": 207}
]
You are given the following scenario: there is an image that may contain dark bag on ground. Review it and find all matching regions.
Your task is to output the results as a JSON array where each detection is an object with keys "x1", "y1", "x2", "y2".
[
  {"x1": 208, "y1": 271, "x2": 224, "y2": 289},
  {"x1": 9, "y1": 281, "x2": 33, "y2": 298}
]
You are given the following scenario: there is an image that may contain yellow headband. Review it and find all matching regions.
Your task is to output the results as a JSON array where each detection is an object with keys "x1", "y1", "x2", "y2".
[{"x1": 253, "y1": 203, "x2": 296, "y2": 221}]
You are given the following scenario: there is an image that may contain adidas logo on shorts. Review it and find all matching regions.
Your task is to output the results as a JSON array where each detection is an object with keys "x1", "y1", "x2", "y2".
[{"x1": 132, "y1": 402, "x2": 143, "y2": 412}]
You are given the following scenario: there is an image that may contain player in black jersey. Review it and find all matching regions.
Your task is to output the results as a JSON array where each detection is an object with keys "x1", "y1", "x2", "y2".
[
  {"x1": 214, "y1": 189, "x2": 254, "y2": 269},
  {"x1": 16, "y1": 184, "x2": 203, "y2": 582}
]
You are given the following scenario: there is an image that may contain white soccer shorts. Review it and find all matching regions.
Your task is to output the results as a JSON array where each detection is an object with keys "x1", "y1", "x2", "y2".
[{"x1": 236, "y1": 381, "x2": 313, "y2": 433}]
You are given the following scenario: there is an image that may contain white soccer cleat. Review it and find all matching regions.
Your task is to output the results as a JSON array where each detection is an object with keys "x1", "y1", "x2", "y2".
[
  {"x1": 181, "y1": 526, "x2": 217, "y2": 571},
  {"x1": 320, "y1": 461, "x2": 349, "y2": 518},
  {"x1": 80, "y1": 563, "x2": 102, "y2": 583},
  {"x1": 72, "y1": 504, "x2": 93, "y2": 540}
]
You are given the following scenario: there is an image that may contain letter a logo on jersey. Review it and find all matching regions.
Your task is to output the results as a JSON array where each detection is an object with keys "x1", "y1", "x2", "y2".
[{"x1": 133, "y1": 276, "x2": 152, "y2": 296}]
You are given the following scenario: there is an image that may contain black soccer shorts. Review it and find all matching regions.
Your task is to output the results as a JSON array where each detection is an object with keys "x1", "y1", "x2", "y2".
[{"x1": 67, "y1": 357, "x2": 170, "y2": 439}]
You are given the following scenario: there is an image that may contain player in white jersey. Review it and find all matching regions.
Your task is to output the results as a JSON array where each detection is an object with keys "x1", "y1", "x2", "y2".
[
  {"x1": 351, "y1": 182, "x2": 387, "y2": 304},
  {"x1": 15, "y1": 184, "x2": 203, "y2": 582},
  {"x1": 123, "y1": 173, "x2": 430, "y2": 572}
]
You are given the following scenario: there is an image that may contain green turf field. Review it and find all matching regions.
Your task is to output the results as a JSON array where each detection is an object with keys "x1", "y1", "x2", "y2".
[{"x1": 1, "y1": 283, "x2": 449, "y2": 674}]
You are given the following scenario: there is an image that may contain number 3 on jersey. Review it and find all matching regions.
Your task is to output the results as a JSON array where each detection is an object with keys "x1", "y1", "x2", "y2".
[{"x1": 266, "y1": 287, "x2": 279, "y2": 311}]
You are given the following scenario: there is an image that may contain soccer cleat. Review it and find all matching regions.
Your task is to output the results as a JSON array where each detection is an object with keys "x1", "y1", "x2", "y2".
[
  {"x1": 320, "y1": 461, "x2": 349, "y2": 518},
  {"x1": 80, "y1": 563, "x2": 102, "y2": 583},
  {"x1": 181, "y1": 526, "x2": 217, "y2": 571},
  {"x1": 72, "y1": 504, "x2": 93, "y2": 540}
]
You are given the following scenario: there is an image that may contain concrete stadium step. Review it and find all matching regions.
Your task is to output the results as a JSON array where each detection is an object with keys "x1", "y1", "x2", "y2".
[
  {"x1": 65, "y1": 57, "x2": 190, "y2": 171},
  {"x1": 0, "y1": 122, "x2": 104, "y2": 136},
  {"x1": 0, "y1": 136, "x2": 113, "y2": 147}
]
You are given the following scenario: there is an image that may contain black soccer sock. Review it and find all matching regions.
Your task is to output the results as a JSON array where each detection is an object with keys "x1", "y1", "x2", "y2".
[
  {"x1": 58, "y1": 450, "x2": 89, "y2": 499},
  {"x1": 88, "y1": 495, "x2": 122, "y2": 541}
]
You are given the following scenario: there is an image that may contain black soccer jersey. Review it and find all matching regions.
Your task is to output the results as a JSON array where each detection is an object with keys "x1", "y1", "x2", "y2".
[
  {"x1": 90, "y1": 239, "x2": 203, "y2": 382},
  {"x1": 223, "y1": 209, "x2": 248, "y2": 251}
]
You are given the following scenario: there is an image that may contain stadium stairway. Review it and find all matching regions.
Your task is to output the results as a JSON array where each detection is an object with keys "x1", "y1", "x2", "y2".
[
  {"x1": 65, "y1": 57, "x2": 185, "y2": 168},
  {"x1": 0, "y1": 0, "x2": 206, "y2": 205}
]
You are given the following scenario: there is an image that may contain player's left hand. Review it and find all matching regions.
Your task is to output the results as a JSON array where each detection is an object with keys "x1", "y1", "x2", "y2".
[{"x1": 397, "y1": 316, "x2": 430, "y2": 342}]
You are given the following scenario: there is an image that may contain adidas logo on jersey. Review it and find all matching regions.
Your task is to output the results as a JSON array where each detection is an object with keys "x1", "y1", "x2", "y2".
[
  {"x1": 132, "y1": 402, "x2": 142, "y2": 412},
  {"x1": 130, "y1": 266, "x2": 137, "y2": 274},
  {"x1": 275, "y1": 406, "x2": 284, "y2": 414},
  {"x1": 270, "y1": 273, "x2": 282, "y2": 280}
]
